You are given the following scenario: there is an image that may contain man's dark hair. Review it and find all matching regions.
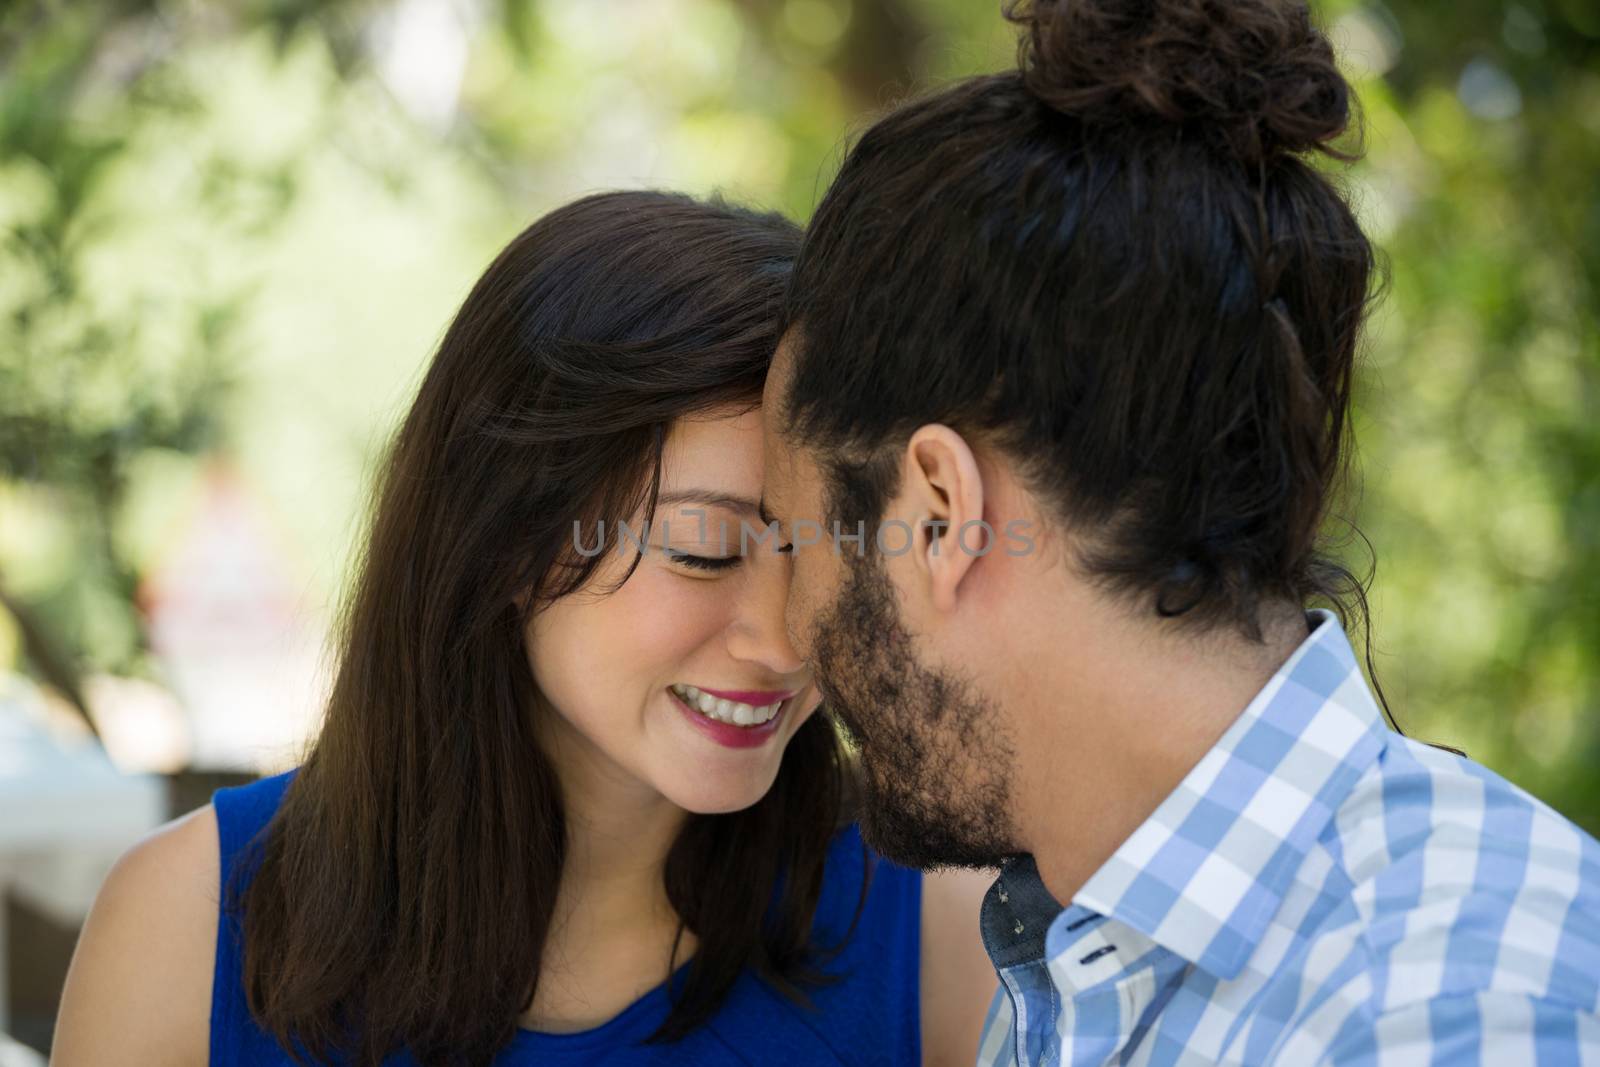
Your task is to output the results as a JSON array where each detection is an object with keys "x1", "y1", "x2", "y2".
[{"x1": 783, "y1": 0, "x2": 1379, "y2": 640}]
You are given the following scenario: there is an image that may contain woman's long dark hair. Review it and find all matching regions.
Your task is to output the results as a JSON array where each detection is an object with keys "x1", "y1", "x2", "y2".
[{"x1": 229, "y1": 191, "x2": 853, "y2": 1067}]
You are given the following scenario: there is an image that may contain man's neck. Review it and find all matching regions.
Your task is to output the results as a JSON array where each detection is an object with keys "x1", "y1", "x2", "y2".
[{"x1": 1013, "y1": 598, "x2": 1311, "y2": 907}]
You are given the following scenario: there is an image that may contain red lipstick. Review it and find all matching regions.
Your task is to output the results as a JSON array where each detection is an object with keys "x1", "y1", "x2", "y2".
[
  {"x1": 668, "y1": 689, "x2": 791, "y2": 749},
  {"x1": 694, "y1": 687, "x2": 798, "y2": 706}
]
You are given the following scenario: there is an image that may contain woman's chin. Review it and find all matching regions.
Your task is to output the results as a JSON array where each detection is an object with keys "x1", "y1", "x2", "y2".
[{"x1": 661, "y1": 766, "x2": 781, "y2": 815}]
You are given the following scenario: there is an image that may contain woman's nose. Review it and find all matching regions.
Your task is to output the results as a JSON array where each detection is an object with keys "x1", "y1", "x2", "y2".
[{"x1": 724, "y1": 546, "x2": 804, "y2": 677}]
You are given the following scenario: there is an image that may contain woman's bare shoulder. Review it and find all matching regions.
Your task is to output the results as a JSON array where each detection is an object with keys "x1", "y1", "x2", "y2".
[{"x1": 51, "y1": 804, "x2": 220, "y2": 1067}]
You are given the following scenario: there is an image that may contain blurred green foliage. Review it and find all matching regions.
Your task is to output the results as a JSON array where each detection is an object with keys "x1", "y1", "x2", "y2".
[
  {"x1": 1340, "y1": 0, "x2": 1600, "y2": 829},
  {"x1": 0, "y1": 0, "x2": 1595, "y2": 827}
]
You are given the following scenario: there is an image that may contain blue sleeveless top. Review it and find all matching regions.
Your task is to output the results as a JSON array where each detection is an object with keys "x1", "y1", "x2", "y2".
[{"x1": 210, "y1": 770, "x2": 922, "y2": 1064}]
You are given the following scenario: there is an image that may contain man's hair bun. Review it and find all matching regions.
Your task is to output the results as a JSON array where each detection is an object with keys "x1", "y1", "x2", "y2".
[{"x1": 1005, "y1": 0, "x2": 1357, "y2": 168}]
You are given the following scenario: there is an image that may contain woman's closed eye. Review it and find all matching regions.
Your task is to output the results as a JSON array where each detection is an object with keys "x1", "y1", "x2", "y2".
[{"x1": 664, "y1": 548, "x2": 742, "y2": 573}]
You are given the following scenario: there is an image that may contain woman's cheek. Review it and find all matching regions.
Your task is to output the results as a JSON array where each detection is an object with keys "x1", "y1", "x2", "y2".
[
  {"x1": 580, "y1": 563, "x2": 734, "y2": 686},
  {"x1": 524, "y1": 564, "x2": 739, "y2": 757}
]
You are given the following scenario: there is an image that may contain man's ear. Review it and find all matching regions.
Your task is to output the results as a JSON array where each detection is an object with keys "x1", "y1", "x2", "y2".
[{"x1": 897, "y1": 424, "x2": 986, "y2": 614}]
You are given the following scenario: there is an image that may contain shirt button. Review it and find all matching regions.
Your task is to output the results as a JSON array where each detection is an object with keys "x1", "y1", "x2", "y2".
[{"x1": 1079, "y1": 945, "x2": 1117, "y2": 966}]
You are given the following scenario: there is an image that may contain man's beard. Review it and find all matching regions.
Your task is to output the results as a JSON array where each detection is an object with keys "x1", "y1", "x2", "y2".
[{"x1": 808, "y1": 547, "x2": 1022, "y2": 870}]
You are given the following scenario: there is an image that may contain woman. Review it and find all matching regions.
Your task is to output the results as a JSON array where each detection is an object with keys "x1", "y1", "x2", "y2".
[{"x1": 52, "y1": 191, "x2": 996, "y2": 1065}]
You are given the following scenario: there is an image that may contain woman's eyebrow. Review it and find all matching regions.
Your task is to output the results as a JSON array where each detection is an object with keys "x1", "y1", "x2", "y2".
[{"x1": 655, "y1": 489, "x2": 762, "y2": 519}]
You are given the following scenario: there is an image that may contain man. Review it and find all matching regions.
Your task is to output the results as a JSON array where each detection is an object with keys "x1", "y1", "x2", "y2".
[{"x1": 759, "y1": 0, "x2": 1600, "y2": 1063}]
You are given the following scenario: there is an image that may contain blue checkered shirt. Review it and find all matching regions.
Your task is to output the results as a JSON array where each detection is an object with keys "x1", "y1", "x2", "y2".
[{"x1": 974, "y1": 610, "x2": 1600, "y2": 1066}]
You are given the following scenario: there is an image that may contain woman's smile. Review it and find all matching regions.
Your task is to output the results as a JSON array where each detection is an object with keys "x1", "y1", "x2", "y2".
[
  {"x1": 667, "y1": 683, "x2": 798, "y2": 748},
  {"x1": 671, "y1": 684, "x2": 795, "y2": 724}
]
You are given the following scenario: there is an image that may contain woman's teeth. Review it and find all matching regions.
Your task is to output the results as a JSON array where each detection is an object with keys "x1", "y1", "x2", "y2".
[{"x1": 671, "y1": 684, "x2": 781, "y2": 727}]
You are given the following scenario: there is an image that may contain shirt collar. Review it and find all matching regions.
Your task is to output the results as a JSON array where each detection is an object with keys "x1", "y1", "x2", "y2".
[{"x1": 1068, "y1": 609, "x2": 1393, "y2": 981}]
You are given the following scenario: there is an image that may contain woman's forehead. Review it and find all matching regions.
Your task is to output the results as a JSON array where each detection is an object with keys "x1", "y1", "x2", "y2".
[{"x1": 661, "y1": 406, "x2": 766, "y2": 496}]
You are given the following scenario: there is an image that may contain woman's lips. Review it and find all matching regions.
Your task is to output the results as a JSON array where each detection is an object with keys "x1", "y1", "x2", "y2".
[
  {"x1": 693, "y1": 687, "x2": 798, "y2": 706},
  {"x1": 668, "y1": 687, "x2": 788, "y2": 749}
]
